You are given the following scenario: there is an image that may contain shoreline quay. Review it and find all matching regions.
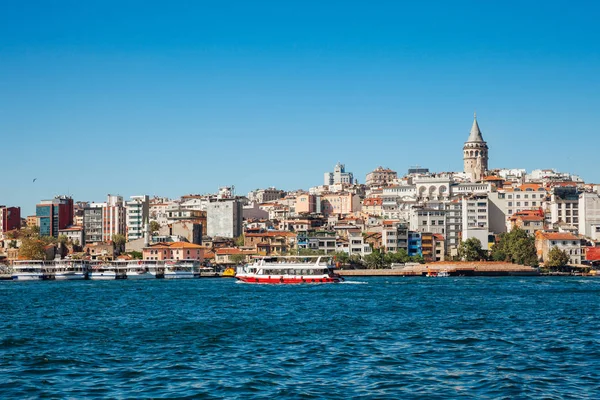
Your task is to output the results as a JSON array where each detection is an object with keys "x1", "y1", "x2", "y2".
[{"x1": 338, "y1": 263, "x2": 540, "y2": 277}]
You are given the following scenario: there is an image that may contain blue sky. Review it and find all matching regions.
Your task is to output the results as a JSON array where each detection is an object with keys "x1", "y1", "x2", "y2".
[{"x1": 1, "y1": 1, "x2": 599, "y2": 214}]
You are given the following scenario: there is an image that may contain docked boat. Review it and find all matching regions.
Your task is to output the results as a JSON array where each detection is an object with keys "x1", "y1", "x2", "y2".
[
  {"x1": 88, "y1": 261, "x2": 126, "y2": 280},
  {"x1": 125, "y1": 260, "x2": 156, "y2": 280},
  {"x1": 164, "y1": 259, "x2": 198, "y2": 279},
  {"x1": 52, "y1": 260, "x2": 88, "y2": 280},
  {"x1": 235, "y1": 256, "x2": 344, "y2": 284},
  {"x1": 11, "y1": 260, "x2": 46, "y2": 281},
  {"x1": 222, "y1": 267, "x2": 236, "y2": 277},
  {"x1": 426, "y1": 269, "x2": 450, "y2": 277}
]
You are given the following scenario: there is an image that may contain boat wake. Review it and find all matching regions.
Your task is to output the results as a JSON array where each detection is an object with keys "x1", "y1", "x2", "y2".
[{"x1": 340, "y1": 280, "x2": 368, "y2": 285}]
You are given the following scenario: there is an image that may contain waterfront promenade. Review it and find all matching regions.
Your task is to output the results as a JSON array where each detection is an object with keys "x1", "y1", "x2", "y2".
[{"x1": 339, "y1": 262, "x2": 540, "y2": 276}]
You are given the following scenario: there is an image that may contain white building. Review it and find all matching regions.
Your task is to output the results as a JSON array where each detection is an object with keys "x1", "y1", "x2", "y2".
[
  {"x1": 346, "y1": 229, "x2": 372, "y2": 257},
  {"x1": 579, "y1": 192, "x2": 600, "y2": 240},
  {"x1": 248, "y1": 187, "x2": 285, "y2": 204},
  {"x1": 415, "y1": 176, "x2": 452, "y2": 201},
  {"x1": 58, "y1": 226, "x2": 84, "y2": 246},
  {"x1": 207, "y1": 198, "x2": 243, "y2": 238},
  {"x1": 536, "y1": 232, "x2": 582, "y2": 265},
  {"x1": 84, "y1": 195, "x2": 126, "y2": 243},
  {"x1": 324, "y1": 162, "x2": 354, "y2": 186},
  {"x1": 382, "y1": 221, "x2": 409, "y2": 253},
  {"x1": 445, "y1": 201, "x2": 463, "y2": 255},
  {"x1": 180, "y1": 197, "x2": 209, "y2": 212},
  {"x1": 550, "y1": 186, "x2": 580, "y2": 230},
  {"x1": 409, "y1": 206, "x2": 447, "y2": 236},
  {"x1": 461, "y1": 194, "x2": 491, "y2": 250},
  {"x1": 126, "y1": 195, "x2": 149, "y2": 241}
]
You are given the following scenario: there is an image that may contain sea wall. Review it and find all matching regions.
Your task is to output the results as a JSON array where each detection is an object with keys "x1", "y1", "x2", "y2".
[{"x1": 339, "y1": 262, "x2": 539, "y2": 277}]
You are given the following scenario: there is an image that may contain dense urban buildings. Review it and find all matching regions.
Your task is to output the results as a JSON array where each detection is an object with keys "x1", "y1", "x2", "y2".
[{"x1": 2, "y1": 115, "x2": 599, "y2": 268}]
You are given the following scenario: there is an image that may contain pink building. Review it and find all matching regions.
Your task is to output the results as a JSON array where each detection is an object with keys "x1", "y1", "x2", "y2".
[
  {"x1": 143, "y1": 241, "x2": 205, "y2": 261},
  {"x1": 320, "y1": 193, "x2": 361, "y2": 217},
  {"x1": 295, "y1": 193, "x2": 317, "y2": 214}
]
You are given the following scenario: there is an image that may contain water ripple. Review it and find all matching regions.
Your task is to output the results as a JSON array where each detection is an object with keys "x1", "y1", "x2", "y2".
[{"x1": 1, "y1": 277, "x2": 599, "y2": 398}]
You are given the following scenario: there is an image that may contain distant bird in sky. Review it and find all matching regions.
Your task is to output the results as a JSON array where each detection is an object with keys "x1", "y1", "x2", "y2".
[{"x1": 33, "y1": 178, "x2": 37, "y2": 183}]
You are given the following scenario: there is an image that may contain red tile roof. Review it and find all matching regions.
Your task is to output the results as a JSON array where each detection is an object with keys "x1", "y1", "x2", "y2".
[{"x1": 537, "y1": 232, "x2": 579, "y2": 241}]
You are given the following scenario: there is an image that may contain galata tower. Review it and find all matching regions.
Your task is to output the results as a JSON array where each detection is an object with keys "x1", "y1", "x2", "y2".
[{"x1": 463, "y1": 113, "x2": 488, "y2": 182}]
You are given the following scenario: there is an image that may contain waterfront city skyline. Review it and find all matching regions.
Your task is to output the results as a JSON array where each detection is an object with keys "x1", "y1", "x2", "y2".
[{"x1": 2, "y1": 1, "x2": 600, "y2": 212}]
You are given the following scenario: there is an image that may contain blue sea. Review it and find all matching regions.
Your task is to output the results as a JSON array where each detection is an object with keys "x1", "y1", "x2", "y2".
[{"x1": 1, "y1": 277, "x2": 599, "y2": 399}]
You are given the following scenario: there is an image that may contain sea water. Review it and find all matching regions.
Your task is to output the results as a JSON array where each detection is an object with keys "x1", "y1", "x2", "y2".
[{"x1": 1, "y1": 277, "x2": 599, "y2": 399}]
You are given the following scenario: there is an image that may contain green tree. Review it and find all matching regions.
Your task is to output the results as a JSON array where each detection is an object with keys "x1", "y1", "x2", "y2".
[
  {"x1": 127, "y1": 251, "x2": 143, "y2": 260},
  {"x1": 491, "y1": 228, "x2": 538, "y2": 266},
  {"x1": 234, "y1": 234, "x2": 245, "y2": 247},
  {"x1": 333, "y1": 251, "x2": 350, "y2": 266},
  {"x1": 410, "y1": 254, "x2": 425, "y2": 264},
  {"x1": 230, "y1": 253, "x2": 247, "y2": 265},
  {"x1": 149, "y1": 221, "x2": 160, "y2": 234},
  {"x1": 58, "y1": 234, "x2": 69, "y2": 246},
  {"x1": 545, "y1": 246, "x2": 570, "y2": 271},
  {"x1": 458, "y1": 238, "x2": 486, "y2": 261},
  {"x1": 384, "y1": 249, "x2": 411, "y2": 265},
  {"x1": 348, "y1": 254, "x2": 363, "y2": 267},
  {"x1": 19, "y1": 237, "x2": 46, "y2": 260},
  {"x1": 364, "y1": 249, "x2": 388, "y2": 269},
  {"x1": 112, "y1": 234, "x2": 126, "y2": 247},
  {"x1": 298, "y1": 248, "x2": 326, "y2": 256}
]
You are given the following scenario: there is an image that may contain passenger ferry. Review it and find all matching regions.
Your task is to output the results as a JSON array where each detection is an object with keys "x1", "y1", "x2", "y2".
[
  {"x1": 235, "y1": 256, "x2": 344, "y2": 284},
  {"x1": 164, "y1": 259, "x2": 199, "y2": 279},
  {"x1": 88, "y1": 261, "x2": 126, "y2": 280},
  {"x1": 51, "y1": 260, "x2": 88, "y2": 280},
  {"x1": 125, "y1": 260, "x2": 156, "y2": 280},
  {"x1": 11, "y1": 260, "x2": 46, "y2": 281}
]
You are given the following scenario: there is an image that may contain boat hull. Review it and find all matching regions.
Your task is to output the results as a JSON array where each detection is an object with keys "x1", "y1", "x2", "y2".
[
  {"x1": 88, "y1": 272, "x2": 117, "y2": 280},
  {"x1": 126, "y1": 272, "x2": 155, "y2": 280},
  {"x1": 12, "y1": 274, "x2": 43, "y2": 281},
  {"x1": 236, "y1": 275, "x2": 342, "y2": 284},
  {"x1": 54, "y1": 273, "x2": 86, "y2": 280},
  {"x1": 164, "y1": 272, "x2": 195, "y2": 279}
]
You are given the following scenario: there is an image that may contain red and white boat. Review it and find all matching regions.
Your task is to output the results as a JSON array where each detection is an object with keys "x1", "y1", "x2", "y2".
[{"x1": 235, "y1": 256, "x2": 344, "y2": 284}]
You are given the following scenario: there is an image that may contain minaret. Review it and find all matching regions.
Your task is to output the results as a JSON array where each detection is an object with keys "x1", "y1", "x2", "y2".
[
  {"x1": 463, "y1": 113, "x2": 489, "y2": 182},
  {"x1": 143, "y1": 218, "x2": 150, "y2": 247}
]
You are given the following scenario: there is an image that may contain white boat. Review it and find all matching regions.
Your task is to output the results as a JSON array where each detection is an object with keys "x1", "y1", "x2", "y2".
[
  {"x1": 88, "y1": 261, "x2": 125, "y2": 280},
  {"x1": 437, "y1": 270, "x2": 450, "y2": 277},
  {"x1": 236, "y1": 256, "x2": 344, "y2": 284},
  {"x1": 164, "y1": 259, "x2": 199, "y2": 279},
  {"x1": 11, "y1": 260, "x2": 45, "y2": 281},
  {"x1": 125, "y1": 260, "x2": 156, "y2": 280},
  {"x1": 52, "y1": 261, "x2": 87, "y2": 280}
]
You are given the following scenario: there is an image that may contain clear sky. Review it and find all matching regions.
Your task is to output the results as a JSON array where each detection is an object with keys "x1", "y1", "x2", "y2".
[{"x1": 1, "y1": 1, "x2": 599, "y2": 215}]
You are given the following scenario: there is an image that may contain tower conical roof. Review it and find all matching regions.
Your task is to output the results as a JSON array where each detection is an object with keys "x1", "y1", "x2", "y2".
[{"x1": 467, "y1": 113, "x2": 485, "y2": 143}]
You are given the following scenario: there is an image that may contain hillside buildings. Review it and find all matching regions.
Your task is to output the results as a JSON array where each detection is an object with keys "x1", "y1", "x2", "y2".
[{"x1": 6, "y1": 113, "x2": 600, "y2": 268}]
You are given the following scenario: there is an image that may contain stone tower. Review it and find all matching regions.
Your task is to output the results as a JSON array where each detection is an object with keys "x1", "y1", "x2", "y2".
[{"x1": 463, "y1": 113, "x2": 488, "y2": 182}]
